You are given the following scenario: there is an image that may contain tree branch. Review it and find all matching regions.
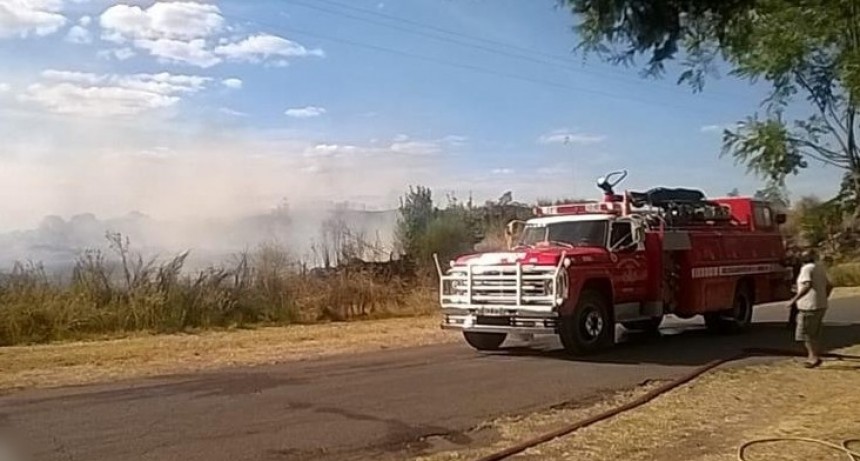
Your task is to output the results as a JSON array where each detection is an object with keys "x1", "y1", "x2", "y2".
[
  {"x1": 794, "y1": 71, "x2": 852, "y2": 152},
  {"x1": 800, "y1": 150, "x2": 850, "y2": 168},
  {"x1": 787, "y1": 136, "x2": 846, "y2": 162}
]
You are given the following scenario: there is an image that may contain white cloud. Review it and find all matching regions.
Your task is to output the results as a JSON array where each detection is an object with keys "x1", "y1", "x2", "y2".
[
  {"x1": 491, "y1": 168, "x2": 514, "y2": 175},
  {"x1": 99, "y1": 2, "x2": 224, "y2": 42},
  {"x1": 214, "y1": 33, "x2": 324, "y2": 63},
  {"x1": 21, "y1": 69, "x2": 209, "y2": 116},
  {"x1": 221, "y1": 78, "x2": 242, "y2": 89},
  {"x1": 218, "y1": 107, "x2": 247, "y2": 117},
  {"x1": 134, "y1": 38, "x2": 219, "y2": 67},
  {"x1": 65, "y1": 24, "x2": 90, "y2": 43},
  {"x1": 390, "y1": 140, "x2": 441, "y2": 156},
  {"x1": 0, "y1": 82, "x2": 9, "y2": 92},
  {"x1": 98, "y1": 47, "x2": 135, "y2": 60},
  {"x1": 700, "y1": 124, "x2": 731, "y2": 133},
  {"x1": 537, "y1": 129, "x2": 606, "y2": 145},
  {"x1": 0, "y1": 0, "x2": 67, "y2": 38},
  {"x1": 285, "y1": 105, "x2": 326, "y2": 118},
  {"x1": 97, "y1": 6, "x2": 320, "y2": 68},
  {"x1": 99, "y1": 1, "x2": 224, "y2": 66},
  {"x1": 304, "y1": 143, "x2": 359, "y2": 158},
  {"x1": 441, "y1": 134, "x2": 468, "y2": 146}
]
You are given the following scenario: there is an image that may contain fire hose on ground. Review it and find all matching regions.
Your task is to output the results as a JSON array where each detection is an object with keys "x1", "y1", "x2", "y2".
[{"x1": 473, "y1": 347, "x2": 860, "y2": 461}]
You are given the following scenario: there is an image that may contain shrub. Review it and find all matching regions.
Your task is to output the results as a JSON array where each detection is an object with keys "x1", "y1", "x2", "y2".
[{"x1": 829, "y1": 263, "x2": 860, "y2": 287}]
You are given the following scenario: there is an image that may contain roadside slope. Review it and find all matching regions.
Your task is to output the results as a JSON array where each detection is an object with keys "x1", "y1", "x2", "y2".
[{"x1": 418, "y1": 345, "x2": 860, "y2": 461}]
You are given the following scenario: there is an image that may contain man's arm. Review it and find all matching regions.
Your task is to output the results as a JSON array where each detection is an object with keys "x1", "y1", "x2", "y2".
[
  {"x1": 790, "y1": 281, "x2": 811, "y2": 305},
  {"x1": 790, "y1": 264, "x2": 813, "y2": 305}
]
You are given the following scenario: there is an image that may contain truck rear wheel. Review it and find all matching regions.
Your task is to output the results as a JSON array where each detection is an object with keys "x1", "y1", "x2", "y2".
[
  {"x1": 463, "y1": 332, "x2": 507, "y2": 351},
  {"x1": 559, "y1": 289, "x2": 614, "y2": 355},
  {"x1": 621, "y1": 316, "x2": 663, "y2": 335},
  {"x1": 705, "y1": 285, "x2": 754, "y2": 333}
]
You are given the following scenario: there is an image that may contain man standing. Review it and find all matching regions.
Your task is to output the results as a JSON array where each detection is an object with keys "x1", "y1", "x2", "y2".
[{"x1": 788, "y1": 249, "x2": 833, "y2": 368}]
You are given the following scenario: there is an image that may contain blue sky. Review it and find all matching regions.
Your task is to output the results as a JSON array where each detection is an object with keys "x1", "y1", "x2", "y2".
[{"x1": 0, "y1": 0, "x2": 842, "y2": 230}]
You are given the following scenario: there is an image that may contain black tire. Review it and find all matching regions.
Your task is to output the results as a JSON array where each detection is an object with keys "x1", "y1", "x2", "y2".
[
  {"x1": 559, "y1": 289, "x2": 614, "y2": 355},
  {"x1": 705, "y1": 285, "x2": 754, "y2": 333},
  {"x1": 622, "y1": 316, "x2": 663, "y2": 334},
  {"x1": 463, "y1": 332, "x2": 507, "y2": 351}
]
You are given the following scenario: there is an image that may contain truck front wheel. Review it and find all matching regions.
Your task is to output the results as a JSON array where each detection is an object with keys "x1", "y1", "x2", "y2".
[
  {"x1": 463, "y1": 332, "x2": 507, "y2": 351},
  {"x1": 559, "y1": 289, "x2": 614, "y2": 355}
]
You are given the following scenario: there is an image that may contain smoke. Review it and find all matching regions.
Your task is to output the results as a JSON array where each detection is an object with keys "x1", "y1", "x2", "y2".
[
  {"x1": 0, "y1": 107, "x2": 439, "y2": 270},
  {"x1": 0, "y1": 91, "x2": 596, "y2": 271},
  {"x1": 0, "y1": 205, "x2": 400, "y2": 272}
]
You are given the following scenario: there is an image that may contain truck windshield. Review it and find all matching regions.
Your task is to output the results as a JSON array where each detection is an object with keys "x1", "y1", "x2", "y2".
[{"x1": 519, "y1": 220, "x2": 608, "y2": 248}]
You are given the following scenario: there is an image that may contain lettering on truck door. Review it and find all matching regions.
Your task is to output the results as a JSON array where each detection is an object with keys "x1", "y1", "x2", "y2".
[{"x1": 609, "y1": 220, "x2": 648, "y2": 303}]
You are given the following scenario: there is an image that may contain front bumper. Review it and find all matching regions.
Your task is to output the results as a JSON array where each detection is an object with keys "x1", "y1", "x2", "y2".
[
  {"x1": 434, "y1": 255, "x2": 567, "y2": 335},
  {"x1": 441, "y1": 309, "x2": 558, "y2": 334}
]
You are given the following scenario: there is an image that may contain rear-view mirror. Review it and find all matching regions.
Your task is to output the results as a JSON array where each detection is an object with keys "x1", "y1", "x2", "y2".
[{"x1": 775, "y1": 213, "x2": 787, "y2": 225}]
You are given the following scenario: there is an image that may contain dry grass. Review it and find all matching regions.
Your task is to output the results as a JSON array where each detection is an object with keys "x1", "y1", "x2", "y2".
[
  {"x1": 831, "y1": 263, "x2": 860, "y2": 287},
  {"x1": 419, "y1": 345, "x2": 860, "y2": 461},
  {"x1": 0, "y1": 314, "x2": 454, "y2": 392},
  {"x1": 0, "y1": 236, "x2": 433, "y2": 346}
]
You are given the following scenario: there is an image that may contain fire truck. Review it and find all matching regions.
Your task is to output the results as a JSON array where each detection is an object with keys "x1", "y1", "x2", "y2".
[{"x1": 435, "y1": 171, "x2": 794, "y2": 355}]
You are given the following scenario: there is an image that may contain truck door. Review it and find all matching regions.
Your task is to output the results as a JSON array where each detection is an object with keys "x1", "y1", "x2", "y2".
[{"x1": 609, "y1": 220, "x2": 648, "y2": 303}]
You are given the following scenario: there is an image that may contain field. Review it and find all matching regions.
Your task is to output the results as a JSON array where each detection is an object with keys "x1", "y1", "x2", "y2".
[{"x1": 0, "y1": 236, "x2": 434, "y2": 347}]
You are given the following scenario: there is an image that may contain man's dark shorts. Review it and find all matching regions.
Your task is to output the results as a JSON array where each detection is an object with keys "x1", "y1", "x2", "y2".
[{"x1": 795, "y1": 309, "x2": 826, "y2": 341}]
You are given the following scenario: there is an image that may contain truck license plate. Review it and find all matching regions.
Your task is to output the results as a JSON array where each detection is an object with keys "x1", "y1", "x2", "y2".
[{"x1": 480, "y1": 307, "x2": 505, "y2": 315}]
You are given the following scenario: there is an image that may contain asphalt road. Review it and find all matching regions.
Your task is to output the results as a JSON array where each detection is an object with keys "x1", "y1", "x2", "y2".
[{"x1": 2, "y1": 299, "x2": 859, "y2": 461}]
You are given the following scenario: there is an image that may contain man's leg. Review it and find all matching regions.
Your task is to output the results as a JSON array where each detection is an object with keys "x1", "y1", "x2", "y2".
[
  {"x1": 804, "y1": 339, "x2": 819, "y2": 363},
  {"x1": 798, "y1": 310, "x2": 824, "y2": 367}
]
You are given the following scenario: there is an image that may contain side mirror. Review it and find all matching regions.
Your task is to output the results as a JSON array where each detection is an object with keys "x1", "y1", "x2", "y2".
[
  {"x1": 776, "y1": 213, "x2": 787, "y2": 225},
  {"x1": 505, "y1": 220, "x2": 526, "y2": 249}
]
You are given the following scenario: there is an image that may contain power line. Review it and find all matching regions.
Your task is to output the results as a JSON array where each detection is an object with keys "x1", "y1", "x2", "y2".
[
  {"x1": 233, "y1": 14, "x2": 732, "y2": 115},
  {"x1": 256, "y1": 20, "x2": 722, "y2": 113},
  {"x1": 284, "y1": 0, "x2": 750, "y2": 102}
]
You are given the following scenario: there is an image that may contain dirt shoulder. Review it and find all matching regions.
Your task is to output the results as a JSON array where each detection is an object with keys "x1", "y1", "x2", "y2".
[
  {"x1": 0, "y1": 315, "x2": 454, "y2": 392},
  {"x1": 417, "y1": 344, "x2": 860, "y2": 461}
]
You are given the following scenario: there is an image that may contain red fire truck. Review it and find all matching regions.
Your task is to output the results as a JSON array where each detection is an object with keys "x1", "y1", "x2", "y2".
[{"x1": 435, "y1": 171, "x2": 794, "y2": 355}]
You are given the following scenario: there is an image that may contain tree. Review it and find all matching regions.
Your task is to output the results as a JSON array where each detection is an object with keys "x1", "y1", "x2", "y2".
[
  {"x1": 754, "y1": 183, "x2": 790, "y2": 209},
  {"x1": 397, "y1": 186, "x2": 434, "y2": 258},
  {"x1": 569, "y1": 0, "x2": 860, "y2": 215},
  {"x1": 792, "y1": 196, "x2": 844, "y2": 252}
]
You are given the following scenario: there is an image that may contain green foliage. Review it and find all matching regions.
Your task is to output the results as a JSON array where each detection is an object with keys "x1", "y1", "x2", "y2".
[
  {"x1": 397, "y1": 186, "x2": 434, "y2": 257},
  {"x1": 785, "y1": 195, "x2": 846, "y2": 254},
  {"x1": 413, "y1": 213, "x2": 477, "y2": 265},
  {"x1": 569, "y1": 0, "x2": 860, "y2": 211},
  {"x1": 396, "y1": 187, "x2": 535, "y2": 266},
  {"x1": 754, "y1": 182, "x2": 791, "y2": 209},
  {"x1": 722, "y1": 116, "x2": 808, "y2": 184},
  {"x1": 567, "y1": 0, "x2": 756, "y2": 83}
]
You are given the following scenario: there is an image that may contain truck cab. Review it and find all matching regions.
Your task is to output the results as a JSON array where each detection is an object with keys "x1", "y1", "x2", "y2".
[{"x1": 435, "y1": 171, "x2": 792, "y2": 355}]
